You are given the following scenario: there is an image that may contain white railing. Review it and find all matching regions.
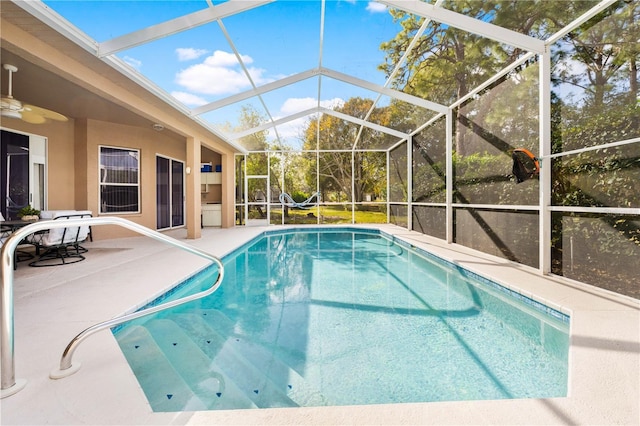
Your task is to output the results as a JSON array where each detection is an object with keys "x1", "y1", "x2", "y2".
[{"x1": 1, "y1": 216, "x2": 224, "y2": 398}]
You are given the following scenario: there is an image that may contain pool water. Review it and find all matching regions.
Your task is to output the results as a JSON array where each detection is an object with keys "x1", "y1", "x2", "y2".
[{"x1": 114, "y1": 229, "x2": 570, "y2": 412}]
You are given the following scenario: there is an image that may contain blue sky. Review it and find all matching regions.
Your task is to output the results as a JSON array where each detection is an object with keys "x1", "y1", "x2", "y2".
[{"x1": 44, "y1": 0, "x2": 404, "y2": 148}]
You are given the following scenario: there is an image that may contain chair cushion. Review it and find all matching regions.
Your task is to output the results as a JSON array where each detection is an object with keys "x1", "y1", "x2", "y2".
[{"x1": 32, "y1": 210, "x2": 92, "y2": 247}]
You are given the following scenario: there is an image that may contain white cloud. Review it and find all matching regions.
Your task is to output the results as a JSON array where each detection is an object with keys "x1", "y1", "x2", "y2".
[
  {"x1": 320, "y1": 98, "x2": 346, "y2": 110},
  {"x1": 175, "y1": 50, "x2": 270, "y2": 95},
  {"x1": 123, "y1": 56, "x2": 142, "y2": 70},
  {"x1": 171, "y1": 91, "x2": 208, "y2": 107},
  {"x1": 279, "y1": 97, "x2": 317, "y2": 115},
  {"x1": 366, "y1": 2, "x2": 387, "y2": 13},
  {"x1": 207, "y1": 50, "x2": 253, "y2": 67},
  {"x1": 176, "y1": 47, "x2": 208, "y2": 61}
]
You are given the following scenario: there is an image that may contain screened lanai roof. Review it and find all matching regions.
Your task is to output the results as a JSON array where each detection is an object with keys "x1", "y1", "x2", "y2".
[{"x1": 16, "y1": 0, "x2": 609, "y2": 152}]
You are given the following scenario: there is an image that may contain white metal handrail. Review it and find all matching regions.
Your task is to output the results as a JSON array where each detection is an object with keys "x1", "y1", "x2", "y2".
[{"x1": 1, "y1": 216, "x2": 224, "y2": 398}]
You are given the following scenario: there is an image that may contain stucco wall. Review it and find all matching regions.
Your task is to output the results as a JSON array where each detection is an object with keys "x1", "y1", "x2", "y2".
[
  {"x1": 85, "y1": 119, "x2": 187, "y2": 239},
  {"x1": 2, "y1": 117, "x2": 191, "y2": 240}
]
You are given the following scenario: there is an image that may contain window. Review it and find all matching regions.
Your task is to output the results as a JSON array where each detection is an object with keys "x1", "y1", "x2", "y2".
[{"x1": 99, "y1": 146, "x2": 140, "y2": 213}]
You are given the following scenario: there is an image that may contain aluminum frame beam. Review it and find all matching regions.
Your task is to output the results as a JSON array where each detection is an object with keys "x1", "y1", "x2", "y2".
[
  {"x1": 379, "y1": 0, "x2": 545, "y2": 54},
  {"x1": 98, "y1": 0, "x2": 273, "y2": 57},
  {"x1": 319, "y1": 107, "x2": 409, "y2": 139},
  {"x1": 320, "y1": 68, "x2": 448, "y2": 114},
  {"x1": 545, "y1": 0, "x2": 618, "y2": 45},
  {"x1": 229, "y1": 106, "x2": 410, "y2": 142},
  {"x1": 229, "y1": 107, "x2": 318, "y2": 140},
  {"x1": 193, "y1": 65, "x2": 447, "y2": 119},
  {"x1": 192, "y1": 69, "x2": 319, "y2": 116}
]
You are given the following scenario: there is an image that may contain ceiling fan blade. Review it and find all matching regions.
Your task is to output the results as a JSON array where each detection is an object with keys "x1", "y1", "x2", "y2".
[
  {"x1": 20, "y1": 109, "x2": 47, "y2": 124},
  {"x1": 23, "y1": 104, "x2": 68, "y2": 122}
]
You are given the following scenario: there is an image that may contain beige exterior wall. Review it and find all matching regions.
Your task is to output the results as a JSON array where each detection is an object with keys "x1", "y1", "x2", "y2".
[
  {"x1": 2, "y1": 115, "x2": 236, "y2": 240},
  {"x1": 85, "y1": 119, "x2": 187, "y2": 239},
  {"x1": 2, "y1": 118, "x2": 188, "y2": 239}
]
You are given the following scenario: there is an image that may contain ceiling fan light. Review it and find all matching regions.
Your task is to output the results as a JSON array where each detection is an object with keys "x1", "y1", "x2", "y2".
[{"x1": 1, "y1": 109, "x2": 22, "y2": 119}]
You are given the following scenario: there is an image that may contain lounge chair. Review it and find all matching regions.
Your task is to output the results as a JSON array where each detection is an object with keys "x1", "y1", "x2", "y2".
[{"x1": 27, "y1": 210, "x2": 92, "y2": 267}]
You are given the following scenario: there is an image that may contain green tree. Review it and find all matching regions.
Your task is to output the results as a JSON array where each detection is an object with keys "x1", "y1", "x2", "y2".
[
  {"x1": 302, "y1": 97, "x2": 390, "y2": 203},
  {"x1": 380, "y1": 0, "x2": 581, "y2": 155},
  {"x1": 380, "y1": 2, "x2": 503, "y2": 154},
  {"x1": 554, "y1": 1, "x2": 639, "y2": 110}
]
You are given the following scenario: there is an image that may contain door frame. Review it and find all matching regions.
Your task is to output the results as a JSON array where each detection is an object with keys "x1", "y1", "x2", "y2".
[
  {"x1": 1, "y1": 128, "x2": 47, "y2": 219},
  {"x1": 245, "y1": 174, "x2": 269, "y2": 226},
  {"x1": 155, "y1": 154, "x2": 185, "y2": 230}
]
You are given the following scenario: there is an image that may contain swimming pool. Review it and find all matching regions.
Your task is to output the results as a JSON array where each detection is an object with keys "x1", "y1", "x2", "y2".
[{"x1": 113, "y1": 228, "x2": 570, "y2": 412}]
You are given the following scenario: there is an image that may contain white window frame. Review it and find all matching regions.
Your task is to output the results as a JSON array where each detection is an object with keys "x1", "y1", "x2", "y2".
[{"x1": 99, "y1": 145, "x2": 141, "y2": 214}]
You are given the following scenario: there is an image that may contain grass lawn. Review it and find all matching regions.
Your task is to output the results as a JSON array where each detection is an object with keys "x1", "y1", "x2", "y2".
[{"x1": 247, "y1": 205, "x2": 387, "y2": 224}]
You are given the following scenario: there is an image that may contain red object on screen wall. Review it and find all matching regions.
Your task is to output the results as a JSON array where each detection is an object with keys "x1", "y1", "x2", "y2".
[{"x1": 512, "y1": 148, "x2": 540, "y2": 183}]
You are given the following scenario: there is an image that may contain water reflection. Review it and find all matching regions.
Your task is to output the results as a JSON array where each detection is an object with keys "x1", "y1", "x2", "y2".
[{"x1": 117, "y1": 230, "x2": 569, "y2": 411}]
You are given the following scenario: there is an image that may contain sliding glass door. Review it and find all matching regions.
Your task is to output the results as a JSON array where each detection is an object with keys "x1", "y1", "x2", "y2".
[
  {"x1": 156, "y1": 155, "x2": 184, "y2": 230},
  {"x1": 1, "y1": 130, "x2": 46, "y2": 220}
]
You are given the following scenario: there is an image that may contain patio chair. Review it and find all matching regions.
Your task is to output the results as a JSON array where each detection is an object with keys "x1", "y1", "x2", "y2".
[
  {"x1": 0, "y1": 214, "x2": 12, "y2": 245},
  {"x1": 27, "y1": 210, "x2": 92, "y2": 267},
  {"x1": 1, "y1": 212, "x2": 38, "y2": 269}
]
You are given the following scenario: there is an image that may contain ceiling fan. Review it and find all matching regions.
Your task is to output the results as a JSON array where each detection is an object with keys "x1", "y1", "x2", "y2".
[{"x1": 1, "y1": 63, "x2": 68, "y2": 124}]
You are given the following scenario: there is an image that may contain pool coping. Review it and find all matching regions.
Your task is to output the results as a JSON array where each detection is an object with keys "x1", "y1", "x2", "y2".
[{"x1": 2, "y1": 224, "x2": 638, "y2": 425}]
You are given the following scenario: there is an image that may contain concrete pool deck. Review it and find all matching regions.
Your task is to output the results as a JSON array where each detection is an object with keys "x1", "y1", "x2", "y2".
[{"x1": 1, "y1": 224, "x2": 638, "y2": 425}]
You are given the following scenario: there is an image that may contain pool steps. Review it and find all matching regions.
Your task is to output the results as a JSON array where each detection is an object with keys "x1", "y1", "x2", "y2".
[
  {"x1": 174, "y1": 310, "x2": 330, "y2": 406},
  {"x1": 116, "y1": 309, "x2": 329, "y2": 411},
  {"x1": 171, "y1": 314, "x2": 298, "y2": 408},
  {"x1": 117, "y1": 323, "x2": 257, "y2": 411},
  {"x1": 117, "y1": 326, "x2": 211, "y2": 411},
  {"x1": 146, "y1": 319, "x2": 263, "y2": 409}
]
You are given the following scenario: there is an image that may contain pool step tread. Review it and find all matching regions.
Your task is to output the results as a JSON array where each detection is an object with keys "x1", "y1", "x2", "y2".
[
  {"x1": 227, "y1": 332, "x2": 332, "y2": 407},
  {"x1": 116, "y1": 325, "x2": 207, "y2": 412},
  {"x1": 143, "y1": 319, "x2": 259, "y2": 410},
  {"x1": 175, "y1": 310, "x2": 330, "y2": 407},
  {"x1": 192, "y1": 310, "x2": 329, "y2": 406},
  {"x1": 172, "y1": 312, "x2": 298, "y2": 408},
  {"x1": 118, "y1": 322, "x2": 256, "y2": 411},
  {"x1": 190, "y1": 309, "x2": 307, "y2": 372}
]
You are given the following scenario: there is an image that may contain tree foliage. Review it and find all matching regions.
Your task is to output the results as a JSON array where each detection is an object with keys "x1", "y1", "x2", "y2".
[
  {"x1": 379, "y1": 0, "x2": 639, "y2": 292},
  {"x1": 301, "y1": 97, "x2": 391, "y2": 202}
]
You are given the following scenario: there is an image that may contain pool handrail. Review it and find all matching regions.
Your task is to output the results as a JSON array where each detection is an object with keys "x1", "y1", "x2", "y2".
[{"x1": 1, "y1": 216, "x2": 224, "y2": 398}]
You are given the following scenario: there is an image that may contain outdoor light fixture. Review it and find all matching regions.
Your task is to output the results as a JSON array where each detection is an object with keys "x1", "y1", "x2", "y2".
[{"x1": 152, "y1": 123, "x2": 164, "y2": 131}]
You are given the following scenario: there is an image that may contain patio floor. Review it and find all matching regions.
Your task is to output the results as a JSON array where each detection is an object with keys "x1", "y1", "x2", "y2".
[{"x1": 1, "y1": 224, "x2": 638, "y2": 425}]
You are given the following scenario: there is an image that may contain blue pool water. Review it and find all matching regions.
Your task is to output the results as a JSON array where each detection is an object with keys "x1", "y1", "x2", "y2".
[{"x1": 113, "y1": 228, "x2": 570, "y2": 412}]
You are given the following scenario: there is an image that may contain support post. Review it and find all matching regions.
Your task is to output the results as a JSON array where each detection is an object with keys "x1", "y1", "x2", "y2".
[
  {"x1": 386, "y1": 151, "x2": 390, "y2": 223},
  {"x1": 446, "y1": 109, "x2": 454, "y2": 243},
  {"x1": 351, "y1": 151, "x2": 356, "y2": 224},
  {"x1": 539, "y1": 48, "x2": 552, "y2": 274},
  {"x1": 186, "y1": 136, "x2": 201, "y2": 239},
  {"x1": 407, "y1": 137, "x2": 413, "y2": 230}
]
